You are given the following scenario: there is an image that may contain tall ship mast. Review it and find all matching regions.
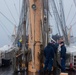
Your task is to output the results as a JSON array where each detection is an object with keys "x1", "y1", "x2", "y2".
[
  {"x1": 13, "y1": 0, "x2": 76, "y2": 74},
  {"x1": 28, "y1": 0, "x2": 42, "y2": 72},
  {"x1": 14, "y1": 0, "x2": 52, "y2": 73}
]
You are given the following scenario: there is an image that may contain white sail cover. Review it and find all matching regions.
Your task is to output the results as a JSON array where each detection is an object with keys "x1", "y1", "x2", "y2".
[
  {"x1": 67, "y1": 45, "x2": 76, "y2": 55},
  {"x1": 0, "y1": 45, "x2": 13, "y2": 52}
]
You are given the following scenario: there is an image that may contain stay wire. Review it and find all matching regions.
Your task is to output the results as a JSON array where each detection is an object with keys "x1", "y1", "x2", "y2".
[
  {"x1": 69, "y1": 12, "x2": 76, "y2": 26},
  {"x1": 48, "y1": 7, "x2": 52, "y2": 17},
  {"x1": 0, "y1": 24, "x2": 11, "y2": 40},
  {"x1": 4, "y1": 0, "x2": 17, "y2": 25},
  {"x1": 66, "y1": 4, "x2": 73, "y2": 23},
  {"x1": 0, "y1": 20, "x2": 11, "y2": 35},
  {"x1": 26, "y1": 1, "x2": 29, "y2": 35},
  {"x1": 12, "y1": 0, "x2": 19, "y2": 17},
  {"x1": 19, "y1": 0, "x2": 20, "y2": 16},
  {"x1": 0, "y1": 11, "x2": 15, "y2": 26}
]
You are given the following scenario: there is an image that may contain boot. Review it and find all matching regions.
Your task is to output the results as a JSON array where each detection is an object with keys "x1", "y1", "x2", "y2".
[
  {"x1": 48, "y1": 71, "x2": 51, "y2": 75},
  {"x1": 43, "y1": 70, "x2": 46, "y2": 75}
]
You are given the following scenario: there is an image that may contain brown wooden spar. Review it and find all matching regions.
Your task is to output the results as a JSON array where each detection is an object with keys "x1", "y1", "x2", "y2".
[{"x1": 28, "y1": 0, "x2": 42, "y2": 72}]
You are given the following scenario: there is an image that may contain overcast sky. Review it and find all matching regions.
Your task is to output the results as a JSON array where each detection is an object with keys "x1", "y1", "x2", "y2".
[
  {"x1": 49, "y1": 0, "x2": 76, "y2": 37},
  {"x1": 0, "y1": 0, "x2": 22, "y2": 47},
  {"x1": 64, "y1": 0, "x2": 76, "y2": 36},
  {"x1": 0, "y1": 0, "x2": 76, "y2": 47},
  {"x1": 62, "y1": 0, "x2": 75, "y2": 25}
]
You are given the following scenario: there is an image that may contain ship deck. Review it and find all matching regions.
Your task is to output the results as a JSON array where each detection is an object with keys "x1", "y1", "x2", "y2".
[{"x1": 0, "y1": 66, "x2": 76, "y2": 75}]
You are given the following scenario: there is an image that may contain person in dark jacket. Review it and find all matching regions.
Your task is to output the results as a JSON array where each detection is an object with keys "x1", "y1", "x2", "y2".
[
  {"x1": 52, "y1": 43, "x2": 59, "y2": 75},
  {"x1": 43, "y1": 43, "x2": 54, "y2": 75},
  {"x1": 52, "y1": 38, "x2": 65, "y2": 75},
  {"x1": 60, "y1": 41, "x2": 66, "y2": 72},
  {"x1": 50, "y1": 40, "x2": 62, "y2": 75}
]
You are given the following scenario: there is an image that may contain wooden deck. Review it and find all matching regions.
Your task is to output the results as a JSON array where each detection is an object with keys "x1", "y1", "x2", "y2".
[{"x1": 0, "y1": 66, "x2": 76, "y2": 75}]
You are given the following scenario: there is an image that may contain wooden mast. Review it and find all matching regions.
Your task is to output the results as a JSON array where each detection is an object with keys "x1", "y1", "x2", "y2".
[{"x1": 28, "y1": 0, "x2": 42, "y2": 72}]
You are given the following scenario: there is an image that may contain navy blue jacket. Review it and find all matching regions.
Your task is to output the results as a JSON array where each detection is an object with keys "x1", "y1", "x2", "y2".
[
  {"x1": 44, "y1": 43, "x2": 54, "y2": 59},
  {"x1": 53, "y1": 43, "x2": 59, "y2": 53},
  {"x1": 60, "y1": 45, "x2": 66, "y2": 59}
]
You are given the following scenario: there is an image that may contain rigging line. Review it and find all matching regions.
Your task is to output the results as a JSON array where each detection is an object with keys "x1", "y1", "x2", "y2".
[
  {"x1": 66, "y1": 4, "x2": 73, "y2": 23},
  {"x1": 0, "y1": 11, "x2": 15, "y2": 26},
  {"x1": 69, "y1": 12, "x2": 76, "y2": 26},
  {"x1": 3, "y1": 0, "x2": 17, "y2": 25},
  {"x1": 33, "y1": 0, "x2": 36, "y2": 66},
  {"x1": 50, "y1": 0, "x2": 60, "y2": 35},
  {"x1": 19, "y1": 0, "x2": 20, "y2": 16},
  {"x1": 0, "y1": 20, "x2": 11, "y2": 35},
  {"x1": 56, "y1": 0, "x2": 59, "y2": 13},
  {"x1": 26, "y1": 7, "x2": 29, "y2": 34},
  {"x1": 54, "y1": 0, "x2": 61, "y2": 35},
  {"x1": 12, "y1": 0, "x2": 19, "y2": 17},
  {"x1": 54, "y1": 0, "x2": 59, "y2": 14},
  {"x1": 0, "y1": 24, "x2": 11, "y2": 40},
  {"x1": 73, "y1": 0, "x2": 76, "y2": 7},
  {"x1": 0, "y1": 22, "x2": 11, "y2": 36},
  {"x1": 48, "y1": 8, "x2": 52, "y2": 17}
]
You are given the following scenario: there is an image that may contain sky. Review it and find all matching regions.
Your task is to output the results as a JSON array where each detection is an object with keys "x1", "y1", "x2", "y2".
[
  {"x1": 63, "y1": 0, "x2": 76, "y2": 36},
  {"x1": 0, "y1": 0, "x2": 76, "y2": 47},
  {"x1": 49, "y1": 0, "x2": 76, "y2": 37},
  {"x1": 0, "y1": 0, "x2": 23, "y2": 47}
]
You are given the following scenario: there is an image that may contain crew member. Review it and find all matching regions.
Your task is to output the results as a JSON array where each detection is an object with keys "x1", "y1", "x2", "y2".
[
  {"x1": 43, "y1": 43, "x2": 54, "y2": 75},
  {"x1": 60, "y1": 41, "x2": 66, "y2": 72}
]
